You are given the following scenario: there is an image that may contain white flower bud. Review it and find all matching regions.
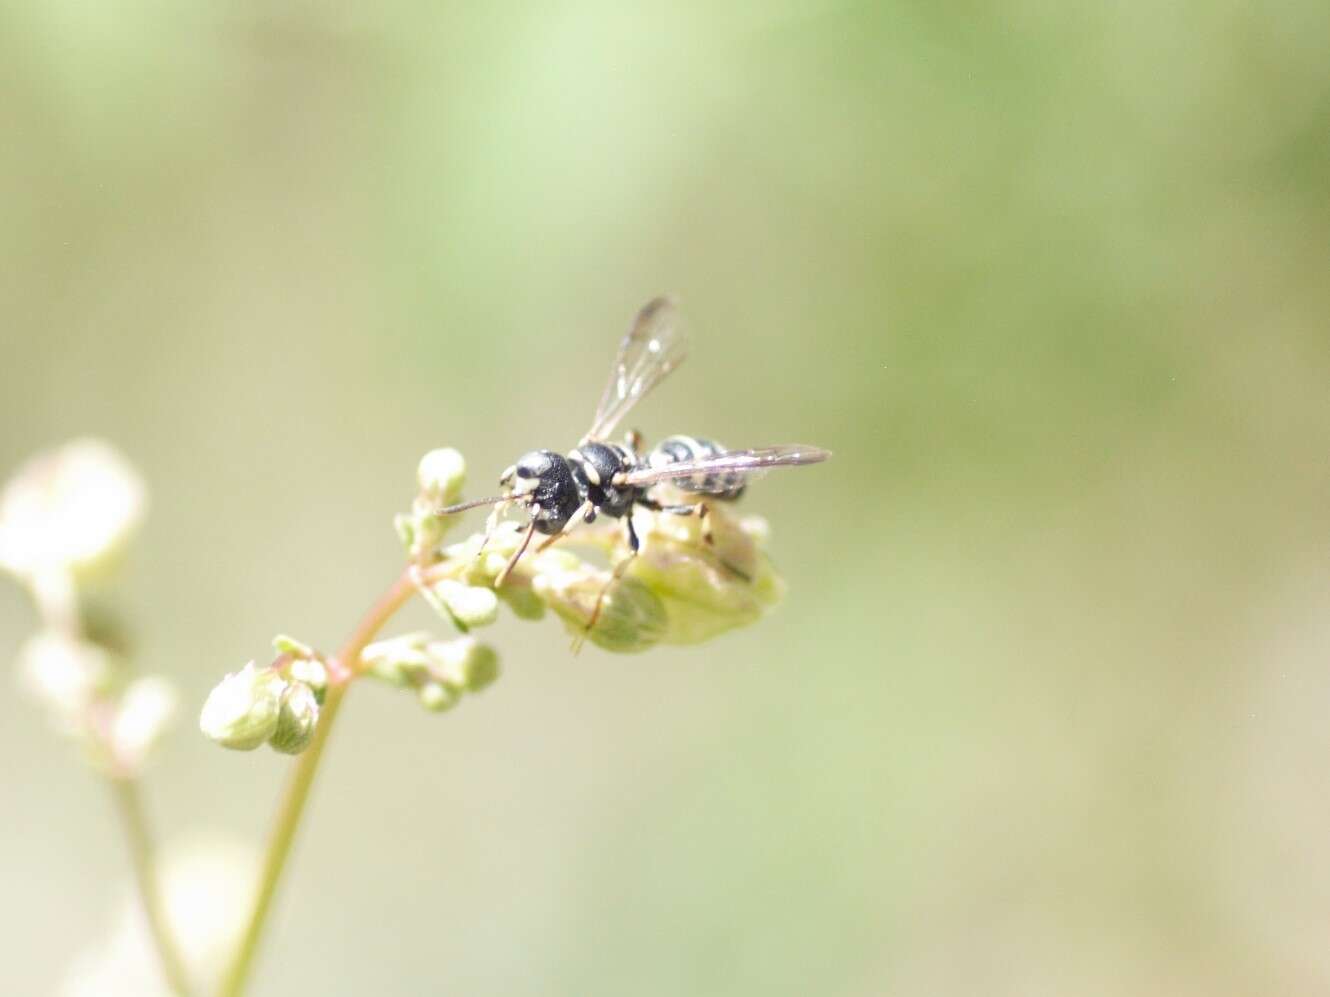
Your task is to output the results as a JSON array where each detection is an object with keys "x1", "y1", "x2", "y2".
[
  {"x1": 15, "y1": 630, "x2": 113, "y2": 728},
  {"x1": 427, "y1": 636, "x2": 500, "y2": 693},
  {"x1": 199, "y1": 663, "x2": 287, "y2": 751},
  {"x1": 432, "y1": 579, "x2": 499, "y2": 629},
  {"x1": 288, "y1": 656, "x2": 328, "y2": 702},
  {"x1": 61, "y1": 834, "x2": 257, "y2": 996},
  {"x1": 738, "y1": 514, "x2": 771, "y2": 545},
  {"x1": 416, "y1": 448, "x2": 466, "y2": 505},
  {"x1": 0, "y1": 438, "x2": 146, "y2": 586},
  {"x1": 160, "y1": 835, "x2": 256, "y2": 983},
  {"x1": 417, "y1": 680, "x2": 460, "y2": 712},
  {"x1": 110, "y1": 676, "x2": 177, "y2": 771},
  {"x1": 268, "y1": 682, "x2": 319, "y2": 755}
]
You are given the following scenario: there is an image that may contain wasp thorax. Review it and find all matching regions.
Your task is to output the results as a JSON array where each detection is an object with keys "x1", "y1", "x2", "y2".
[
  {"x1": 502, "y1": 449, "x2": 581, "y2": 535},
  {"x1": 568, "y1": 442, "x2": 637, "y2": 518}
]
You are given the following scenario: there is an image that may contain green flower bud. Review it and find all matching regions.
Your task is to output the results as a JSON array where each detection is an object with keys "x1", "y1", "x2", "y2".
[
  {"x1": 427, "y1": 637, "x2": 500, "y2": 692},
  {"x1": 272, "y1": 634, "x2": 316, "y2": 659},
  {"x1": 432, "y1": 579, "x2": 499, "y2": 630},
  {"x1": 497, "y1": 583, "x2": 546, "y2": 620},
  {"x1": 629, "y1": 501, "x2": 784, "y2": 645},
  {"x1": 403, "y1": 504, "x2": 449, "y2": 561},
  {"x1": 110, "y1": 675, "x2": 177, "y2": 771},
  {"x1": 393, "y1": 512, "x2": 416, "y2": 552},
  {"x1": 417, "y1": 680, "x2": 460, "y2": 712},
  {"x1": 534, "y1": 567, "x2": 667, "y2": 653},
  {"x1": 361, "y1": 632, "x2": 433, "y2": 687},
  {"x1": 416, "y1": 448, "x2": 466, "y2": 505},
  {"x1": 269, "y1": 682, "x2": 320, "y2": 755},
  {"x1": 288, "y1": 656, "x2": 328, "y2": 703},
  {"x1": 199, "y1": 663, "x2": 287, "y2": 751},
  {"x1": 437, "y1": 523, "x2": 526, "y2": 587},
  {"x1": 396, "y1": 449, "x2": 470, "y2": 562}
]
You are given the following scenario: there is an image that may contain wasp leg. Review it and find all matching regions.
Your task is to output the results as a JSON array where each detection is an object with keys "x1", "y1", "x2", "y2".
[
  {"x1": 473, "y1": 498, "x2": 514, "y2": 560},
  {"x1": 638, "y1": 495, "x2": 713, "y2": 545},
  {"x1": 574, "y1": 514, "x2": 640, "y2": 652},
  {"x1": 495, "y1": 507, "x2": 541, "y2": 587}
]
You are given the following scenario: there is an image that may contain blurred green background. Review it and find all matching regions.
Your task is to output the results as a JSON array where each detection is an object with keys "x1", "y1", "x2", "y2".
[{"x1": 4, "y1": 2, "x2": 1330, "y2": 994}]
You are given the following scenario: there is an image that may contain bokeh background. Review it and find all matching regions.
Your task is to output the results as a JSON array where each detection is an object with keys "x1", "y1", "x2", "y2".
[{"x1": 4, "y1": 2, "x2": 1330, "y2": 994}]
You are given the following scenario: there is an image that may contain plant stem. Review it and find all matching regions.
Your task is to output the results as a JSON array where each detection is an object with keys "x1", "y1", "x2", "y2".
[
  {"x1": 216, "y1": 569, "x2": 419, "y2": 997},
  {"x1": 111, "y1": 777, "x2": 195, "y2": 996}
]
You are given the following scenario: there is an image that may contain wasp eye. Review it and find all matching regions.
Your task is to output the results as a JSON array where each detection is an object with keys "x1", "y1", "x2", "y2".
[{"x1": 515, "y1": 466, "x2": 535, "y2": 479}]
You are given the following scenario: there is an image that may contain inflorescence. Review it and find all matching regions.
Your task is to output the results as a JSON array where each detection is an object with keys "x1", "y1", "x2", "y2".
[{"x1": 199, "y1": 447, "x2": 786, "y2": 753}]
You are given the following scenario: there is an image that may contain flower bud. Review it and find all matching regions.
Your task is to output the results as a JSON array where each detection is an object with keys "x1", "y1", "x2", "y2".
[
  {"x1": 393, "y1": 512, "x2": 417, "y2": 552},
  {"x1": 361, "y1": 632, "x2": 433, "y2": 687},
  {"x1": 272, "y1": 634, "x2": 316, "y2": 659},
  {"x1": 199, "y1": 663, "x2": 287, "y2": 751},
  {"x1": 417, "y1": 680, "x2": 460, "y2": 712},
  {"x1": 0, "y1": 438, "x2": 146, "y2": 587},
  {"x1": 288, "y1": 656, "x2": 328, "y2": 703},
  {"x1": 738, "y1": 514, "x2": 771, "y2": 545},
  {"x1": 157, "y1": 834, "x2": 256, "y2": 983},
  {"x1": 396, "y1": 449, "x2": 469, "y2": 562},
  {"x1": 16, "y1": 630, "x2": 114, "y2": 728},
  {"x1": 110, "y1": 676, "x2": 177, "y2": 771},
  {"x1": 497, "y1": 583, "x2": 546, "y2": 621},
  {"x1": 402, "y1": 505, "x2": 450, "y2": 561},
  {"x1": 534, "y1": 567, "x2": 667, "y2": 653},
  {"x1": 629, "y1": 501, "x2": 785, "y2": 645},
  {"x1": 416, "y1": 448, "x2": 466, "y2": 505},
  {"x1": 427, "y1": 636, "x2": 500, "y2": 692},
  {"x1": 432, "y1": 579, "x2": 499, "y2": 630},
  {"x1": 269, "y1": 682, "x2": 319, "y2": 755}
]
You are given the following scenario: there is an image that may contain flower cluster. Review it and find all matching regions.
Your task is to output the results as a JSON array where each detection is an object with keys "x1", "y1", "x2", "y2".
[
  {"x1": 0, "y1": 439, "x2": 175, "y2": 777},
  {"x1": 362, "y1": 632, "x2": 499, "y2": 712},
  {"x1": 201, "y1": 446, "x2": 785, "y2": 753},
  {"x1": 392, "y1": 447, "x2": 784, "y2": 652},
  {"x1": 198, "y1": 653, "x2": 324, "y2": 754}
]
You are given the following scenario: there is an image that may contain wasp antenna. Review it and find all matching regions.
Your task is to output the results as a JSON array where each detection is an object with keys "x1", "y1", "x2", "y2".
[
  {"x1": 436, "y1": 494, "x2": 509, "y2": 516},
  {"x1": 495, "y1": 514, "x2": 540, "y2": 587}
]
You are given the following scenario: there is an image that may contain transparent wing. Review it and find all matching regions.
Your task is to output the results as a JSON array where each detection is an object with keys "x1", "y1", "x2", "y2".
[
  {"x1": 586, "y1": 296, "x2": 688, "y2": 441},
  {"x1": 621, "y1": 444, "x2": 832, "y2": 488}
]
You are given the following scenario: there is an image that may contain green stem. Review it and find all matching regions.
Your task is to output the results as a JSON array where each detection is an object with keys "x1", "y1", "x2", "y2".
[
  {"x1": 216, "y1": 569, "x2": 419, "y2": 997},
  {"x1": 111, "y1": 778, "x2": 195, "y2": 996}
]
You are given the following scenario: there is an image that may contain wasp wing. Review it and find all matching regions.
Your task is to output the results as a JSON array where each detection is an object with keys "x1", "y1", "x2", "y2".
[
  {"x1": 621, "y1": 444, "x2": 832, "y2": 488},
  {"x1": 586, "y1": 296, "x2": 688, "y2": 442}
]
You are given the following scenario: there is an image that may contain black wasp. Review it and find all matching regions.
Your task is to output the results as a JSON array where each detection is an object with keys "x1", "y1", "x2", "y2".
[{"x1": 439, "y1": 297, "x2": 830, "y2": 632}]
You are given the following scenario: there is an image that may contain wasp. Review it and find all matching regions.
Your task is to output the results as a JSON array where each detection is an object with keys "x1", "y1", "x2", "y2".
[{"x1": 439, "y1": 297, "x2": 830, "y2": 633}]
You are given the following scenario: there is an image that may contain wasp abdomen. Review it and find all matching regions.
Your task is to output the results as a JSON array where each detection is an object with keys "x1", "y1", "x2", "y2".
[{"x1": 647, "y1": 435, "x2": 746, "y2": 500}]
